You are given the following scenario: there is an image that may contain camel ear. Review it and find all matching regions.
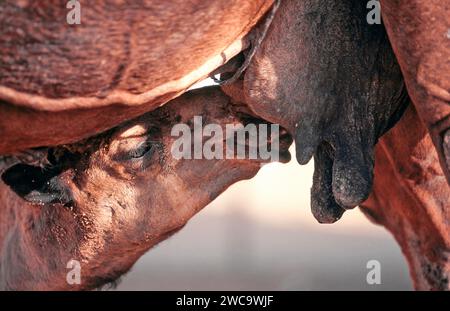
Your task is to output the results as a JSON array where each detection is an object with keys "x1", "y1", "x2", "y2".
[{"x1": 1, "y1": 164, "x2": 71, "y2": 205}]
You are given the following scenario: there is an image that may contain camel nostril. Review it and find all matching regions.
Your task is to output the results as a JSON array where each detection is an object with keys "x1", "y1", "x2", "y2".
[{"x1": 1, "y1": 163, "x2": 72, "y2": 205}]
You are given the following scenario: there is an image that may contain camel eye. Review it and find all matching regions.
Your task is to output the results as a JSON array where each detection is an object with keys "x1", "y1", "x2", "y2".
[
  {"x1": 129, "y1": 141, "x2": 155, "y2": 159},
  {"x1": 112, "y1": 127, "x2": 162, "y2": 164}
]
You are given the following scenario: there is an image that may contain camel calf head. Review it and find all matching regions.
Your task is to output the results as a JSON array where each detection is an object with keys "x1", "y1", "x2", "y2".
[{"x1": 0, "y1": 86, "x2": 292, "y2": 290}]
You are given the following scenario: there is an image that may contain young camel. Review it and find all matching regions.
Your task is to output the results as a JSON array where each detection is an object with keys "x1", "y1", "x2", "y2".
[{"x1": 0, "y1": 86, "x2": 292, "y2": 290}]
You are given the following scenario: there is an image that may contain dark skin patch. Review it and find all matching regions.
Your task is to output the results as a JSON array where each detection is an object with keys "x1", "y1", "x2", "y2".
[{"x1": 223, "y1": 0, "x2": 409, "y2": 222}]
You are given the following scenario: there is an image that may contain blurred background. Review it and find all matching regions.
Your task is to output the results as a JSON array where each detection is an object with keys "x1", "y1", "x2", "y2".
[{"x1": 116, "y1": 143, "x2": 412, "y2": 290}]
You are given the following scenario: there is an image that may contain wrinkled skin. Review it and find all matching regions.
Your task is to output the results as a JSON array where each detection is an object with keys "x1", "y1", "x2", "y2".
[
  {"x1": 222, "y1": 0, "x2": 408, "y2": 222},
  {"x1": 0, "y1": 0, "x2": 274, "y2": 154},
  {"x1": 361, "y1": 105, "x2": 450, "y2": 290},
  {"x1": 380, "y1": 0, "x2": 450, "y2": 183},
  {"x1": 0, "y1": 86, "x2": 292, "y2": 290}
]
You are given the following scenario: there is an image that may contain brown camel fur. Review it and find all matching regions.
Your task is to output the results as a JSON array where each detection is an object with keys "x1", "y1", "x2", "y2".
[
  {"x1": 0, "y1": 86, "x2": 292, "y2": 290},
  {"x1": 362, "y1": 105, "x2": 450, "y2": 290},
  {"x1": 0, "y1": 0, "x2": 275, "y2": 154},
  {"x1": 380, "y1": 0, "x2": 450, "y2": 183}
]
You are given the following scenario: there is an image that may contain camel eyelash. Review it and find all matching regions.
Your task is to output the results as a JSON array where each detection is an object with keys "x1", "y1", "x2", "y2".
[{"x1": 129, "y1": 141, "x2": 155, "y2": 159}]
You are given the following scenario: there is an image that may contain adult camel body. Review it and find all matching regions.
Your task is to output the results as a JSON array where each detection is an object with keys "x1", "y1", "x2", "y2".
[
  {"x1": 362, "y1": 105, "x2": 450, "y2": 291},
  {"x1": 0, "y1": 0, "x2": 275, "y2": 154},
  {"x1": 221, "y1": 0, "x2": 408, "y2": 221},
  {"x1": 221, "y1": 0, "x2": 449, "y2": 289},
  {"x1": 380, "y1": 0, "x2": 450, "y2": 183}
]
